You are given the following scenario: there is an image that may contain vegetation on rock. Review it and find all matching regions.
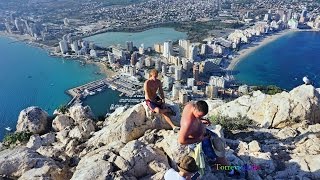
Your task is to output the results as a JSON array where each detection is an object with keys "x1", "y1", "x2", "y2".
[
  {"x1": 3, "y1": 131, "x2": 33, "y2": 147},
  {"x1": 252, "y1": 85, "x2": 284, "y2": 95},
  {"x1": 209, "y1": 114, "x2": 256, "y2": 131}
]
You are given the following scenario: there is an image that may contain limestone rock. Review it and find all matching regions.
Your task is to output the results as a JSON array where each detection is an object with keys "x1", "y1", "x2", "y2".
[
  {"x1": 71, "y1": 147, "x2": 114, "y2": 180},
  {"x1": 36, "y1": 146, "x2": 62, "y2": 158},
  {"x1": 0, "y1": 147, "x2": 60, "y2": 177},
  {"x1": 209, "y1": 85, "x2": 320, "y2": 128},
  {"x1": 277, "y1": 127, "x2": 298, "y2": 140},
  {"x1": 26, "y1": 134, "x2": 42, "y2": 150},
  {"x1": 248, "y1": 140, "x2": 261, "y2": 152},
  {"x1": 89, "y1": 104, "x2": 160, "y2": 147},
  {"x1": 249, "y1": 152, "x2": 276, "y2": 175},
  {"x1": 52, "y1": 115, "x2": 74, "y2": 131},
  {"x1": 18, "y1": 164, "x2": 70, "y2": 180},
  {"x1": 69, "y1": 104, "x2": 94, "y2": 122},
  {"x1": 16, "y1": 107, "x2": 49, "y2": 134},
  {"x1": 119, "y1": 140, "x2": 169, "y2": 178},
  {"x1": 69, "y1": 119, "x2": 95, "y2": 140}
]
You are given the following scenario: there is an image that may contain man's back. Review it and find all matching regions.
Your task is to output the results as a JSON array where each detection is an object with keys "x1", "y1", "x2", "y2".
[{"x1": 178, "y1": 102, "x2": 206, "y2": 145}]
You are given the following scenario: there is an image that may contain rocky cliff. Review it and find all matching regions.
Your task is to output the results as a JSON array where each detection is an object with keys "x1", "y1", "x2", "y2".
[{"x1": 0, "y1": 84, "x2": 319, "y2": 180}]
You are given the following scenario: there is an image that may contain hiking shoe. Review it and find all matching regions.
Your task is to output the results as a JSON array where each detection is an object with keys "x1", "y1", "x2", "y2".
[{"x1": 173, "y1": 127, "x2": 180, "y2": 133}]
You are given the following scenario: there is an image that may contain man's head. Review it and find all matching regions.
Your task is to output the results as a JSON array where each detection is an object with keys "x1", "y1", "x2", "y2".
[
  {"x1": 193, "y1": 100, "x2": 208, "y2": 119},
  {"x1": 177, "y1": 155, "x2": 198, "y2": 176},
  {"x1": 149, "y1": 69, "x2": 158, "y2": 79}
]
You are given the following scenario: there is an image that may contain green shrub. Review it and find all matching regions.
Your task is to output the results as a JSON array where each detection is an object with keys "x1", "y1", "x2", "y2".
[
  {"x1": 3, "y1": 131, "x2": 33, "y2": 147},
  {"x1": 57, "y1": 104, "x2": 68, "y2": 114},
  {"x1": 209, "y1": 114, "x2": 255, "y2": 131},
  {"x1": 252, "y1": 85, "x2": 284, "y2": 95}
]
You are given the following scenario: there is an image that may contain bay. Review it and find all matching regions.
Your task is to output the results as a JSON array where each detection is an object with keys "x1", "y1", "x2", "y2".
[{"x1": 235, "y1": 31, "x2": 320, "y2": 90}]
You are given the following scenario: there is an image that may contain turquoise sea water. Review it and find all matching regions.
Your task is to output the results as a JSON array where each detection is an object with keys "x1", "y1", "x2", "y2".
[
  {"x1": 84, "y1": 27, "x2": 188, "y2": 48},
  {"x1": 0, "y1": 37, "x2": 106, "y2": 139},
  {"x1": 235, "y1": 31, "x2": 320, "y2": 90}
]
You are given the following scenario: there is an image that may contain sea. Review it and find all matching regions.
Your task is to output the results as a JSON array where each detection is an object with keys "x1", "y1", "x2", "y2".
[
  {"x1": 0, "y1": 27, "x2": 187, "y2": 140},
  {"x1": 234, "y1": 31, "x2": 320, "y2": 90},
  {"x1": 84, "y1": 27, "x2": 188, "y2": 48}
]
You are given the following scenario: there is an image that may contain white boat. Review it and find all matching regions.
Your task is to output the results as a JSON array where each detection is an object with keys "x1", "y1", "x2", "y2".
[
  {"x1": 97, "y1": 88, "x2": 103, "y2": 92},
  {"x1": 89, "y1": 91, "x2": 96, "y2": 96},
  {"x1": 5, "y1": 127, "x2": 12, "y2": 131}
]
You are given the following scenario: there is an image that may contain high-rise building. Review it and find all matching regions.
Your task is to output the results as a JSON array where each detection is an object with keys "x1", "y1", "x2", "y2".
[
  {"x1": 179, "y1": 39, "x2": 190, "y2": 58},
  {"x1": 163, "y1": 41, "x2": 173, "y2": 58},
  {"x1": 108, "y1": 53, "x2": 115, "y2": 64},
  {"x1": 172, "y1": 82, "x2": 181, "y2": 100},
  {"x1": 187, "y1": 78, "x2": 195, "y2": 88},
  {"x1": 71, "y1": 41, "x2": 79, "y2": 52},
  {"x1": 189, "y1": 44, "x2": 198, "y2": 60},
  {"x1": 163, "y1": 75, "x2": 173, "y2": 90},
  {"x1": 155, "y1": 59, "x2": 161, "y2": 71},
  {"x1": 179, "y1": 90, "x2": 188, "y2": 105},
  {"x1": 154, "y1": 43, "x2": 163, "y2": 53},
  {"x1": 129, "y1": 66, "x2": 136, "y2": 76},
  {"x1": 162, "y1": 64, "x2": 167, "y2": 74},
  {"x1": 168, "y1": 66, "x2": 175, "y2": 74},
  {"x1": 145, "y1": 57, "x2": 152, "y2": 67},
  {"x1": 130, "y1": 52, "x2": 138, "y2": 66},
  {"x1": 59, "y1": 40, "x2": 68, "y2": 54},
  {"x1": 126, "y1": 41, "x2": 133, "y2": 52},
  {"x1": 206, "y1": 85, "x2": 218, "y2": 99},
  {"x1": 193, "y1": 63, "x2": 200, "y2": 81},
  {"x1": 200, "y1": 44, "x2": 208, "y2": 55},
  {"x1": 209, "y1": 76, "x2": 225, "y2": 88},
  {"x1": 175, "y1": 65, "x2": 182, "y2": 81}
]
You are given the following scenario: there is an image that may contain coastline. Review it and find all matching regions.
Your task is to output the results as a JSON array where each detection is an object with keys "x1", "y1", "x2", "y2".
[{"x1": 227, "y1": 29, "x2": 295, "y2": 71}]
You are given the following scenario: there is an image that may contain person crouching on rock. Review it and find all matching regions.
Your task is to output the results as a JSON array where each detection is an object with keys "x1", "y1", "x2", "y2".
[
  {"x1": 144, "y1": 69, "x2": 179, "y2": 131},
  {"x1": 164, "y1": 155, "x2": 199, "y2": 180},
  {"x1": 178, "y1": 101, "x2": 239, "y2": 176}
]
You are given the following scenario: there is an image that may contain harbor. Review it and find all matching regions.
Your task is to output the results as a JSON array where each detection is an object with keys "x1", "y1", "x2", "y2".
[{"x1": 66, "y1": 73, "x2": 144, "y2": 108}]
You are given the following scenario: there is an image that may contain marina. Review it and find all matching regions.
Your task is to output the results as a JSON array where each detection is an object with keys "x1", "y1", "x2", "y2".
[{"x1": 66, "y1": 73, "x2": 144, "y2": 107}]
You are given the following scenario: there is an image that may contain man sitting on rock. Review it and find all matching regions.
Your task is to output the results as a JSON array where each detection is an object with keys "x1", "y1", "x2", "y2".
[
  {"x1": 144, "y1": 69, "x2": 178, "y2": 131},
  {"x1": 164, "y1": 155, "x2": 199, "y2": 180},
  {"x1": 178, "y1": 101, "x2": 237, "y2": 176}
]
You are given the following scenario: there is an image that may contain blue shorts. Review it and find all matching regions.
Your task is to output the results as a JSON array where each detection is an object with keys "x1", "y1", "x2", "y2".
[{"x1": 202, "y1": 129, "x2": 218, "y2": 161}]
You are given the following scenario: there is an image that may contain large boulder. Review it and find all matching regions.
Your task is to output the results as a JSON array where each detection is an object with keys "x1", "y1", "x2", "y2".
[
  {"x1": 71, "y1": 147, "x2": 114, "y2": 180},
  {"x1": 16, "y1": 107, "x2": 49, "y2": 134},
  {"x1": 88, "y1": 102, "x2": 181, "y2": 147},
  {"x1": 0, "y1": 147, "x2": 62, "y2": 177},
  {"x1": 52, "y1": 115, "x2": 74, "y2": 131},
  {"x1": 19, "y1": 164, "x2": 70, "y2": 180},
  {"x1": 119, "y1": 140, "x2": 169, "y2": 178},
  {"x1": 69, "y1": 104, "x2": 94, "y2": 122},
  {"x1": 210, "y1": 85, "x2": 320, "y2": 128}
]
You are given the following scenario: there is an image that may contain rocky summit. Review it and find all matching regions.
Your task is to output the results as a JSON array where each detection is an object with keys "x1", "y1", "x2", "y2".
[{"x1": 0, "y1": 84, "x2": 319, "y2": 180}]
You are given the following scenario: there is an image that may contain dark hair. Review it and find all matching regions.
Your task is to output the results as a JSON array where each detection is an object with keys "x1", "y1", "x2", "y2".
[{"x1": 195, "y1": 100, "x2": 208, "y2": 115}]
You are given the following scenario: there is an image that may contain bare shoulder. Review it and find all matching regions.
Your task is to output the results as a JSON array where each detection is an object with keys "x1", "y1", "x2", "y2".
[{"x1": 184, "y1": 102, "x2": 194, "y2": 111}]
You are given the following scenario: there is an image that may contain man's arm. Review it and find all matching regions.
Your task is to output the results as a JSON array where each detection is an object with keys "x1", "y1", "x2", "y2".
[
  {"x1": 158, "y1": 80, "x2": 165, "y2": 103},
  {"x1": 144, "y1": 80, "x2": 151, "y2": 100}
]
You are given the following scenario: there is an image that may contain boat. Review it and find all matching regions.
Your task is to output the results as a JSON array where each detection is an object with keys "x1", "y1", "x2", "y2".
[
  {"x1": 119, "y1": 93, "x2": 125, "y2": 97},
  {"x1": 5, "y1": 127, "x2": 12, "y2": 131},
  {"x1": 89, "y1": 91, "x2": 96, "y2": 96}
]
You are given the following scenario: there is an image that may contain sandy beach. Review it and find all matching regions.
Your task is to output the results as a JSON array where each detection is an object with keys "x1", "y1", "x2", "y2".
[
  {"x1": 93, "y1": 61, "x2": 118, "y2": 77},
  {"x1": 227, "y1": 29, "x2": 295, "y2": 71},
  {"x1": 0, "y1": 31, "x2": 55, "y2": 52}
]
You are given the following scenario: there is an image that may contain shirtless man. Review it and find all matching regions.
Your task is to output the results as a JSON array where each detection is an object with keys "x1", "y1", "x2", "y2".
[
  {"x1": 178, "y1": 100, "x2": 230, "y2": 167},
  {"x1": 144, "y1": 69, "x2": 177, "y2": 130}
]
